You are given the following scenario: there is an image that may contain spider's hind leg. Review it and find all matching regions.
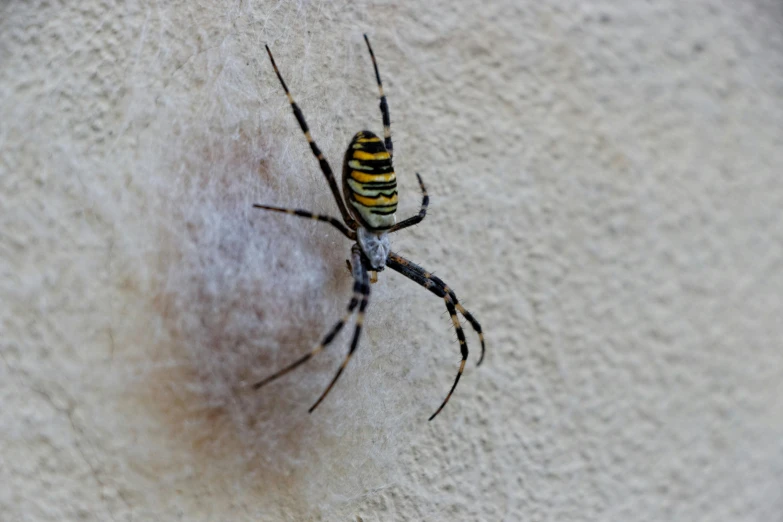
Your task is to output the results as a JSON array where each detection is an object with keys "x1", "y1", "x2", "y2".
[
  {"x1": 363, "y1": 34, "x2": 393, "y2": 157},
  {"x1": 264, "y1": 44, "x2": 357, "y2": 229}
]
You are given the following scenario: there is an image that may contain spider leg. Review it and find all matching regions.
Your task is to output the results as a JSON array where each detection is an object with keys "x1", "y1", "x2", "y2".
[
  {"x1": 253, "y1": 204, "x2": 356, "y2": 240},
  {"x1": 387, "y1": 251, "x2": 484, "y2": 363},
  {"x1": 363, "y1": 34, "x2": 393, "y2": 157},
  {"x1": 386, "y1": 252, "x2": 484, "y2": 420},
  {"x1": 309, "y1": 247, "x2": 371, "y2": 413},
  {"x1": 388, "y1": 173, "x2": 429, "y2": 233},
  {"x1": 265, "y1": 44, "x2": 357, "y2": 229},
  {"x1": 253, "y1": 247, "x2": 365, "y2": 390}
]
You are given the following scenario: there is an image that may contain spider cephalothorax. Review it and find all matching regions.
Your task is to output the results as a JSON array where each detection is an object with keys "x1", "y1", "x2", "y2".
[
  {"x1": 355, "y1": 227, "x2": 390, "y2": 271},
  {"x1": 252, "y1": 35, "x2": 484, "y2": 420}
]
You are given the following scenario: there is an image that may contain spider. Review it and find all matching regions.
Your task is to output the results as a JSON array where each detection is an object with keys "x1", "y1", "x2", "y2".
[{"x1": 253, "y1": 35, "x2": 484, "y2": 421}]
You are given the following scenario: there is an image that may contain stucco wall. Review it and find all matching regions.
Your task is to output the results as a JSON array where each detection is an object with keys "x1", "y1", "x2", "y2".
[{"x1": 2, "y1": 1, "x2": 782, "y2": 520}]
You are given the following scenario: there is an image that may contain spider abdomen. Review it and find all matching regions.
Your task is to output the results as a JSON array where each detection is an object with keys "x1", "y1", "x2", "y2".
[{"x1": 342, "y1": 130, "x2": 398, "y2": 231}]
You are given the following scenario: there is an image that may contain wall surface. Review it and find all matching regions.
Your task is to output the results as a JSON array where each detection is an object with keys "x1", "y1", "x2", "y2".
[{"x1": 2, "y1": 1, "x2": 782, "y2": 520}]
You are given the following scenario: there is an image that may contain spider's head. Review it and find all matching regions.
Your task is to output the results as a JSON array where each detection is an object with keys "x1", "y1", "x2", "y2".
[{"x1": 356, "y1": 227, "x2": 391, "y2": 271}]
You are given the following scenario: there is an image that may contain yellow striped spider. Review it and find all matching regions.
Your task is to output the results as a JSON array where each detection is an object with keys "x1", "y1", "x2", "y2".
[{"x1": 253, "y1": 35, "x2": 484, "y2": 420}]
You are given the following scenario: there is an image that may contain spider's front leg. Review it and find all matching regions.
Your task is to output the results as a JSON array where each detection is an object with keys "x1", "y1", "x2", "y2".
[
  {"x1": 385, "y1": 251, "x2": 485, "y2": 420},
  {"x1": 309, "y1": 245, "x2": 371, "y2": 412},
  {"x1": 253, "y1": 246, "x2": 365, "y2": 391}
]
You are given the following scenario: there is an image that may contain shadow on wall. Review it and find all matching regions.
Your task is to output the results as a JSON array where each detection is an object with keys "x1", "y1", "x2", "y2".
[{"x1": 110, "y1": 126, "x2": 407, "y2": 514}]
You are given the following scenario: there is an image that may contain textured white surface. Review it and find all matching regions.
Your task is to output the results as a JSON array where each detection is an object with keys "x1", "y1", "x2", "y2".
[{"x1": 2, "y1": 1, "x2": 783, "y2": 520}]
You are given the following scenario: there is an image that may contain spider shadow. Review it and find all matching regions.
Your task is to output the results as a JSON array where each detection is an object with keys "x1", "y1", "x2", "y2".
[{"x1": 134, "y1": 133, "x2": 365, "y2": 512}]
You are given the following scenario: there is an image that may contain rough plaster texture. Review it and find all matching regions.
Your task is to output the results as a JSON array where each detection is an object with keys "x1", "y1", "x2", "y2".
[{"x1": 2, "y1": 1, "x2": 783, "y2": 520}]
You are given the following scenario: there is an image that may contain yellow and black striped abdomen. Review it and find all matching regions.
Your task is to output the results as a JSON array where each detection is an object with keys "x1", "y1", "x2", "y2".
[{"x1": 342, "y1": 130, "x2": 397, "y2": 231}]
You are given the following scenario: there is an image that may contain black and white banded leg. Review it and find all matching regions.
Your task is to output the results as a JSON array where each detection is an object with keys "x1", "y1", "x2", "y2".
[
  {"x1": 309, "y1": 246, "x2": 371, "y2": 412},
  {"x1": 265, "y1": 44, "x2": 357, "y2": 229},
  {"x1": 252, "y1": 204, "x2": 356, "y2": 239},
  {"x1": 386, "y1": 252, "x2": 485, "y2": 420},
  {"x1": 363, "y1": 34, "x2": 393, "y2": 157},
  {"x1": 253, "y1": 246, "x2": 367, "y2": 397},
  {"x1": 389, "y1": 173, "x2": 429, "y2": 233}
]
